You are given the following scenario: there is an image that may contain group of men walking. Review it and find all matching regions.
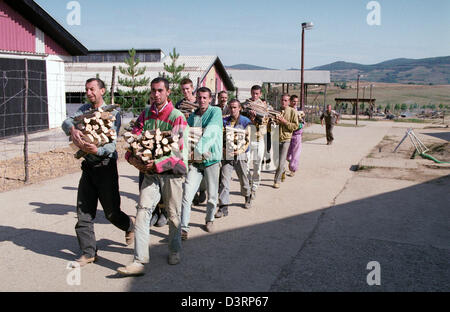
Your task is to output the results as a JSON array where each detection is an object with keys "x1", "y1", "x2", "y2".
[{"x1": 63, "y1": 77, "x2": 308, "y2": 276}]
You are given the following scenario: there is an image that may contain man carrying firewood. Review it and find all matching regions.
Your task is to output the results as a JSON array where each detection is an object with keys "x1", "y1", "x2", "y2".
[
  {"x1": 62, "y1": 78, "x2": 135, "y2": 267},
  {"x1": 175, "y1": 78, "x2": 197, "y2": 110},
  {"x1": 180, "y1": 87, "x2": 223, "y2": 239},
  {"x1": 175, "y1": 78, "x2": 207, "y2": 206},
  {"x1": 244, "y1": 85, "x2": 270, "y2": 199},
  {"x1": 117, "y1": 77, "x2": 189, "y2": 276},
  {"x1": 273, "y1": 94, "x2": 299, "y2": 189},
  {"x1": 216, "y1": 99, "x2": 252, "y2": 218}
]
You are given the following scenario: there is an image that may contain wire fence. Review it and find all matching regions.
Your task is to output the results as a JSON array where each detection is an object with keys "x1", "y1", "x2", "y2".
[{"x1": 0, "y1": 64, "x2": 161, "y2": 191}]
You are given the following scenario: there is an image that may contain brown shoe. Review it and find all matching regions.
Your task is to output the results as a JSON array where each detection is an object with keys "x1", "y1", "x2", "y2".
[
  {"x1": 181, "y1": 230, "x2": 188, "y2": 241},
  {"x1": 72, "y1": 255, "x2": 97, "y2": 267},
  {"x1": 273, "y1": 183, "x2": 280, "y2": 189},
  {"x1": 281, "y1": 171, "x2": 286, "y2": 182},
  {"x1": 125, "y1": 216, "x2": 135, "y2": 246}
]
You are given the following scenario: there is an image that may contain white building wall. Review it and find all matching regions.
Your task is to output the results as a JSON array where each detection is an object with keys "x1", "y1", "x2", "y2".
[{"x1": 46, "y1": 54, "x2": 70, "y2": 128}]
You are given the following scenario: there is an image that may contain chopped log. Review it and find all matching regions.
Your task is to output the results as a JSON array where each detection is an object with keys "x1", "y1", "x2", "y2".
[
  {"x1": 83, "y1": 134, "x2": 94, "y2": 144},
  {"x1": 143, "y1": 149, "x2": 152, "y2": 156},
  {"x1": 144, "y1": 130, "x2": 154, "y2": 139},
  {"x1": 171, "y1": 142, "x2": 179, "y2": 150},
  {"x1": 155, "y1": 147, "x2": 163, "y2": 157}
]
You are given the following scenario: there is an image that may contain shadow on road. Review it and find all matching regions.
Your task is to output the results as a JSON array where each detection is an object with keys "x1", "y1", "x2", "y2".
[
  {"x1": 62, "y1": 186, "x2": 139, "y2": 204},
  {"x1": 422, "y1": 131, "x2": 450, "y2": 142},
  {"x1": 119, "y1": 175, "x2": 450, "y2": 292},
  {"x1": 0, "y1": 226, "x2": 132, "y2": 271}
]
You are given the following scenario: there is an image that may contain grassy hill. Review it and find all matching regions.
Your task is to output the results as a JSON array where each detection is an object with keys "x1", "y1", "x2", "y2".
[
  {"x1": 226, "y1": 64, "x2": 275, "y2": 70},
  {"x1": 312, "y1": 56, "x2": 450, "y2": 84},
  {"x1": 295, "y1": 83, "x2": 450, "y2": 112}
]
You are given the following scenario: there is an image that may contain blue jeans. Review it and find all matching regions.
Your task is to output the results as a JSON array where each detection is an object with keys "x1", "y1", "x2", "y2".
[
  {"x1": 134, "y1": 174, "x2": 184, "y2": 264},
  {"x1": 181, "y1": 162, "x2": 220, "y2": 232}
]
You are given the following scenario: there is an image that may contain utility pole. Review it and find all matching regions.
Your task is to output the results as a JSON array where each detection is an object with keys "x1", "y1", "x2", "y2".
[{"x1": 356, "y1": 74, "x2": 360, "y2": 126}]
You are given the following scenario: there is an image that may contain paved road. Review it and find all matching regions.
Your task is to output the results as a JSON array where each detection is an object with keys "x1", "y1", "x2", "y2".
[{"x1": 0, "y1": 120, "x2": 448, "y2": 291}]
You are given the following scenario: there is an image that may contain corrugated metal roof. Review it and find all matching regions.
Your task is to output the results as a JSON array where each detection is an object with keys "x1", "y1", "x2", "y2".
[
  {"x1": 227, "y1": 69, "x2": 330, "y2": 101},
  {"x1": 65, "y1": 55, "x2": 222, "y2": 92},
  {"x1": 227, "y1": 69, "x2": 330, "y2": 84}
]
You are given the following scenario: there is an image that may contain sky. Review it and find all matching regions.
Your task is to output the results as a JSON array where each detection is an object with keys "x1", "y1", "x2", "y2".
[{"x1": 35, "y1": 0, "x2": 450, "y2": 69}]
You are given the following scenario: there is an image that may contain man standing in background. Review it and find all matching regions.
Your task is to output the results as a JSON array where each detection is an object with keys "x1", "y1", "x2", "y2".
[{"x1": 320, "y1": 104, "x2": 340, "y2": 145}]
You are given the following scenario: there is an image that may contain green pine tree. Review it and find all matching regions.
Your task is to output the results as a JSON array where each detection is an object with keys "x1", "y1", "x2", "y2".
[
  {"x1": 160, "y1": 48, "x2": 189, "y2": 104},
  {"x1": 116, "y1": 48, "x2": 150, "y2": 116}
]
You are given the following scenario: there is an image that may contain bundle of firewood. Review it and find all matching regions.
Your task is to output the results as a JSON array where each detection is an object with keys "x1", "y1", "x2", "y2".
[
  {"x1": 297, "y1": 110, "x2": 305, "y2": 123},
  {"x1": 242, "y1": 99, "x2": 268, "y2": 125},
  {"x1": 70, "y1": 104, "x2": 118, "y2": 158},
  {"x1": 268, "y1": 109, "x2": 282, "y2": 121},
  {"x1": 123, "y1": 129, "x2": 179, "y2": 164},
  {"x1": 224, "y1": 126, "x2": 249, "y2": 156},
  {"x1": 178, "y1": 100, "x2": 198, "y2": 118},
  {"x1": 188, "y1": 127, "x2": 203, "y2": 163}
]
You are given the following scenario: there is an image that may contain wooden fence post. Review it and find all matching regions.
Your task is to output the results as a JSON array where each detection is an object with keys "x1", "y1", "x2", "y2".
[
  {"x1": 23, "y1": 59, "x2": 29, "y2": 183},
  {"x1": 110, "y1": 66, "x2": 116, "y2": 104}
]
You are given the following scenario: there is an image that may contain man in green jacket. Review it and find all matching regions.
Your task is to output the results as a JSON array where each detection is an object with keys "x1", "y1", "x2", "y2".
[
  {"x1": 181, "y1": 87, "x2": 223, "y2": 239},
  {"x1": 274, "y1": 94, "x2": 299, "y2": 188}
]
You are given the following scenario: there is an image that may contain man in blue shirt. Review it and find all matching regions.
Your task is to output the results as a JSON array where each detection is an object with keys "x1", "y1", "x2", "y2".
[{"x1": 216, "y1": 99, "x2": 253, "y2": 218}]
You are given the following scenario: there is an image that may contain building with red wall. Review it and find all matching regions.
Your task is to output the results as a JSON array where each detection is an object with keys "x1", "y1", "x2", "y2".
[{"x1": 0, "y1": 0, "x2": 87, "y2": 137}]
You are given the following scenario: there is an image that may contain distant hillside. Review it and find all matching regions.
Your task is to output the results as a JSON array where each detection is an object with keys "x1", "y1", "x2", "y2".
[
  {"x1": 312, "y1": 56, "x2": 450, "y2": 84},
  {"x1": 226, "y1": 64, "x2": 275, "y2": 70}
]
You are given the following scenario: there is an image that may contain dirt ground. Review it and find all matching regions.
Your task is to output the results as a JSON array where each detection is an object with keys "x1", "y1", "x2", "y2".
[
  {"x1": 0, "y1": 139, "x2": 129, "y2": 193},
  {"x1": 356, "y1": 127, "x2": 450, "y2": 182}
]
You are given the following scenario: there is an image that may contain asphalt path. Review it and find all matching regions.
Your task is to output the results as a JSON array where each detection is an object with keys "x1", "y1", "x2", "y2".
[{"x1": 0, "y1": 121, "x2": 448, "y2": 291}]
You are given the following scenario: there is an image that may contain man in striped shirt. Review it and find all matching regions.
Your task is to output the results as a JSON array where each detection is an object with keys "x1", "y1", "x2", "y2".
[{"x1": 117, "y1": 77, "x2": 189, "y2": 276}]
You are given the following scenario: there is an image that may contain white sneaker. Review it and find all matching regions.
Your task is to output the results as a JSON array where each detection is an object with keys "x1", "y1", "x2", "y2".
[{"x1": 117, "y1": 261, "x2": 145, "y2": 276}]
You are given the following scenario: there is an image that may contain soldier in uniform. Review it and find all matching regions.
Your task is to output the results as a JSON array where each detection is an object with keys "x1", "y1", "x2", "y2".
[{"x1": 320, "y1": 104, "x2": 340, "y2": 145}]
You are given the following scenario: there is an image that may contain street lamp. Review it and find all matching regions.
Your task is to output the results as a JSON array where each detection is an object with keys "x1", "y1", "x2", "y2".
[
  {"x1": 300, "y1": 22, "x2": 313, "y2": 111},
  {"x1": 355, "y1": 73, "x2": 364, "y2": 125}
]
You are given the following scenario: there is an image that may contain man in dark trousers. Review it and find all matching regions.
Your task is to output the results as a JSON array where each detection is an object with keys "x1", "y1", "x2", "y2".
[
  {"x1": 62, "y1": 78, "x2": 135, "y2": 267},
  {"x1": 216, "y1": 99, "x2": 252, "y2": 218},
  {"x1": 320, "y1": 104, "x2": 340, "y2": 145}
]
